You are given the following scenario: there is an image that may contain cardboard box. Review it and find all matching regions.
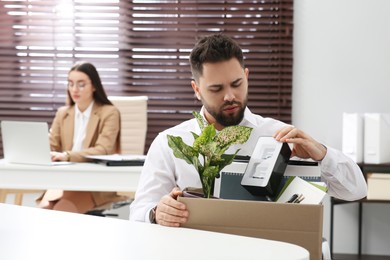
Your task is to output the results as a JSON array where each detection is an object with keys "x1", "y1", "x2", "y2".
[
  {"x1": 178, "y1": 197, "x2": 323, "y2": 260},
  {"x1": 367, "y1": 173, "x2": 390, "y2": 200}
]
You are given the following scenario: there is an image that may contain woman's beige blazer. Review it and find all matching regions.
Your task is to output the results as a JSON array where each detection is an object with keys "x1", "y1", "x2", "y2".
[{"x1": 41, "y1": 102, "x2": 123, "y2": 206}]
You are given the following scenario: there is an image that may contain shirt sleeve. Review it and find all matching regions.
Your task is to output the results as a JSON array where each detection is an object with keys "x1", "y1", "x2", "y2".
[
  {"x1": 319, "y1": 146, "x2": 367, "y2": 201},
  {"x1": 129, "y1": 132, "x2": 177, "y2": 222}
]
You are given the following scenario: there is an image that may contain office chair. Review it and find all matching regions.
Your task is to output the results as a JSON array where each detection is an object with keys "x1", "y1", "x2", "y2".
[
  {"x1": 108, "y1": 95, "x2": 148, "y2": 198},
  {"x1": 108, "y1": 95, "x2": 148, "y2": 156},
  {"x1": 86, "y1": 95, "x2": 148, "y2": 217}
]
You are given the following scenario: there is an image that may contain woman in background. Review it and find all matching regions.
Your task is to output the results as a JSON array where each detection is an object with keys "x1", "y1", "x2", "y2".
[{"x1": 37, "y1": 61, "x2": 124, "y2": 213}]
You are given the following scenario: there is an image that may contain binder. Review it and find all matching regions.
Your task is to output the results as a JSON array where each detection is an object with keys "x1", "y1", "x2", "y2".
[
  {"x1": 214, "y1": 162, "x2": 269, "y2": 201},
  {"x1": 342, "y1": 113, "x2": 364, "y2": 163},
  {"x1": 364, "y1": 113, "x2": 390, "y2": 164},
  {"x1": 285, "y1": 159, "x2": 321, "y2": 182},
  {"x1": 218, "y1": 171, "x2": 270, "y2": 201},
  {"x1": 97, "y1": 160, "x2": 144, "y2": 167},
  {"x1": 84, "y1": 154, "x2": 146, "y2": 167}
]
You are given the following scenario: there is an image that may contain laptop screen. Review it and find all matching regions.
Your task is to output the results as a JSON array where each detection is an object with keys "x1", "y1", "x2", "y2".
[{"x1": 1, "y1": 120, "x2": 53, "y2": 165}]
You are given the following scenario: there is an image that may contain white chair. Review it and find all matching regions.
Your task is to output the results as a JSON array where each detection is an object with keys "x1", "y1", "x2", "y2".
[
  {"x1": 109, "y1": 96, "x2": 148, "y2": 155},
  {"x1": 86, "y1": 95, "x2": 149, "y2": 217},
  {"x1": 108, "y1": 95, "x2": 148, "y2": 200}
]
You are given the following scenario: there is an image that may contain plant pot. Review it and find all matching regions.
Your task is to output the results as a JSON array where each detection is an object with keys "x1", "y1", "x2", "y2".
[{"x1": 182, "y1": 190, "x2": 219, "y2": 199}]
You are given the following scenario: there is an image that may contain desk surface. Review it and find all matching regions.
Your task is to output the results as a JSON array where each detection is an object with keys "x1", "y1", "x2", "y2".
[
  {"x1": 0, "y1": 159, "x2": 142, "y2": 192},
  {"x1": 0, "y1": 203, "x2": 309, "y2": 260}
]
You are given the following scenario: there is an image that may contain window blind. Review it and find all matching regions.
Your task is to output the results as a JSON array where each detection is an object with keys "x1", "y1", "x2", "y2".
[{"x1": 0, "y1": 0, "x2": 293, "y2": 157}]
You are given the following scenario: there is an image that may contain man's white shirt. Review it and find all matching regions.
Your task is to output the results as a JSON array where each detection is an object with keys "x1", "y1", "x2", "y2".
[{"x1": 129, "y1": 107, "x2": 367, "y2": 222}]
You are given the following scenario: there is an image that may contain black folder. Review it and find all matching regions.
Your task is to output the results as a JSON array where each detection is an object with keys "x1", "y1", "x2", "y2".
[{"x1": 84, "y1": 154, "x2": 146, "y2": 167}]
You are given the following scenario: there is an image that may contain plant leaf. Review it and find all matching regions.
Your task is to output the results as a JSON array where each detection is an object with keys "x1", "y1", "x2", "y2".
[
  {"x1": 217, "y1": 151, "x2": 239, "y2": 170},
  {"x1": 193, "y1": 124, "x2": 216, "y2": 152},
  {"x1": 214, "y1": 125, "x2": 253, "y2": 150},
  {"x1": 191, "y1": 131, "x2": 199, "y2": 140},
  {"x1": 193, "y1": 111, "x2": 206, "y2": 131},
  {"x1": 202, "y1": 165, "x2": 220, "y2": 198},
  {"x1": 167, "y1": 135, "x2": 198, "y2": 165},
  {"x1": 192, "y1": 155, "x2": 203, "y2": 175}
]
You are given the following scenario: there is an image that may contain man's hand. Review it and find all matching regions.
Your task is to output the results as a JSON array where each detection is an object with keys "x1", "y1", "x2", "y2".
[
  {"x1": 273, "y1": 126, "x2": 327, "y2": 161},
  {"x1": 155, "y1": 187, "x2": 189, "y2": 227}
]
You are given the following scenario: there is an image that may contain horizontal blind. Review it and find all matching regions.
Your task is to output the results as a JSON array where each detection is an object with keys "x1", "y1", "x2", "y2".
[
  {"x1": 125, "y1": 0, "x2": 293, "y2": 151},
  {"x1": 0, "y1": 0, "x2": 293, "y2": 157},
  {"x1": 0, "y1": 0, "x2": 129, "y2": 156}
]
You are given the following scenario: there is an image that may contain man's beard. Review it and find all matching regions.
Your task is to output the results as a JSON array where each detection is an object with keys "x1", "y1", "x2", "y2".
[{"x1": 204, "y1": 100, "x2": 247, "y2": 127}]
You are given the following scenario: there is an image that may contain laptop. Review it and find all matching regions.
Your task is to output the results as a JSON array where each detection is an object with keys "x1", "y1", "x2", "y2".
[{"x1": 1, "y1": 120, "x2": 71, "y2": 166}]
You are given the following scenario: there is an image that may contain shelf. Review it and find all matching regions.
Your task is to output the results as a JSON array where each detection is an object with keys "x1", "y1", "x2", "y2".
[
  {"x1": 358, "y1": 163, "x2": 390, "y2": 173},
  {"x1": 332, "y1": 198, "x2": 390, "y2": 205},
  {"x1": 330, "y1": 163, "x2": 390, "y2": 257},
  {"x1": 333, "y1": 254, "x2": 390, "y2": 260}
]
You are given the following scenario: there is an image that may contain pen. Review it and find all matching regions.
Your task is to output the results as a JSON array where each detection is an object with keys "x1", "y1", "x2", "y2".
[
  {"x1": 287, "y1": 193, "x2": 299, "y2": 203},
  {"x1": 295, "y1": 195, "x2": 305, "y2": 203},
  {"x1": 292, "y1": 194, "x2": 304, "y2": 203}
]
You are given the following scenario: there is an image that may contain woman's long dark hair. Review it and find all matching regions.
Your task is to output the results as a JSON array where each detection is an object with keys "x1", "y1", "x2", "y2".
[{"x1": 66, "y1": 62, "x2": 112, "y2": 106}]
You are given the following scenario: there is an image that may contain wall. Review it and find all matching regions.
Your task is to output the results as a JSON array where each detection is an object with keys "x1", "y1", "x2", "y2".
[{"x1": 293, "y1": 0, "x2": 390, "y2": 255}]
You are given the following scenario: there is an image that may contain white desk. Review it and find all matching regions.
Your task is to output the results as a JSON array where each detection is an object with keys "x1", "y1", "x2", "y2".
[
  {"x1": 0, "y1": 203, "x2": 309, "y2": 260},
  {"x1": 0, "y1": 159, "x2": 142, "y2": 192}
]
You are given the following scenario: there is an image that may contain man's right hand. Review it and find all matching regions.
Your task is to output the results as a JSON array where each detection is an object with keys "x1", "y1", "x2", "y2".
[{"x1": 155, "y1": 187, "x2": 189, "y2": 227}]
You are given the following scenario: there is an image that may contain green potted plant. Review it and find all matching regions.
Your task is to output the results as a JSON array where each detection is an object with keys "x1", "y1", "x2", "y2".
[{"x1": 167, "y1": 111, "x2": 253, "y2": 198}]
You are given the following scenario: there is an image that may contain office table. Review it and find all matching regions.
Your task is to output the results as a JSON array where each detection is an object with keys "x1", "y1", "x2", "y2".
[
  {"x1": 0, "y1": 159, "x2": 142, "y2": 192},
  {"x1": 0, "y1": 203, "x2": 310, "y2": 260}
]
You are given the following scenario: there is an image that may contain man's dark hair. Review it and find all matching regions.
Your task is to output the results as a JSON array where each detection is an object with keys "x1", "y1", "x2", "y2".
[{"x1": 189, "y1": 33, "x2": 244, "y2": 82}]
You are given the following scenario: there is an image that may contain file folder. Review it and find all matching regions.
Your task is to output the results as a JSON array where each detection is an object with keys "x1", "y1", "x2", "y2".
[
  {"x1": 342, "y1": 113, "x2": 364, "y2": 163},
  {"x1": 364, "y1": 113, "x2": 390, "y2": 164}
]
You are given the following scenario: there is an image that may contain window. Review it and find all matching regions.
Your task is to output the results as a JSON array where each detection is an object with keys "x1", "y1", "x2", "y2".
[{"x1": 0, "y1": 0, "x2": 293, "y2": 156}]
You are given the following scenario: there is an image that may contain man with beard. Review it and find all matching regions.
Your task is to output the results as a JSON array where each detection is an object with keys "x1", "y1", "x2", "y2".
[{"x1": 129, "y1": 34, "x2": 367, "y2": 226}]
